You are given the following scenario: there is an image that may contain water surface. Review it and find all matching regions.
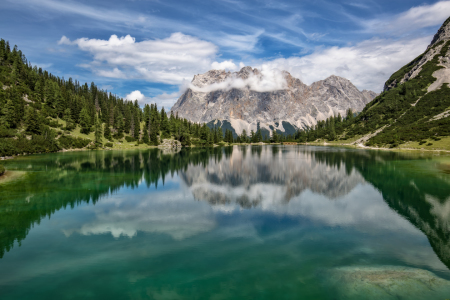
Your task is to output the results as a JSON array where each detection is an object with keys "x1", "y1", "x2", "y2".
[{"x1": 1, "y1": 146, "x2": 450, "y2": 299}]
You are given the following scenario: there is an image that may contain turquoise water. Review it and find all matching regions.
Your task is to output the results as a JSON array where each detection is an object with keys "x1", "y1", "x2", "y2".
[{"x1": 0, "y1": 146, "x2": 450, "y2": 299}]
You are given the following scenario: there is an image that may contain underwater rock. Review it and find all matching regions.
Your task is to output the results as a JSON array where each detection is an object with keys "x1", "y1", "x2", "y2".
[{"x1": 327, "y1": 265, "x2": 450, "y2": 300}]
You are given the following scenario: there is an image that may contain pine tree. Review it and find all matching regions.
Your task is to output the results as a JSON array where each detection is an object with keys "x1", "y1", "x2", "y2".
[
  {"x1": 25, "y1": 107, "x2": 41, "y2": 135},
  {"x1": 64, "y1": 108, "x2": 74, "y2": 130},
  {"x1": 133, "y1": 111, "x2": 140, "y2": 140},
  {"x1": 160, "y1": 107, "x2": 170, "y2": 138},
  {"x1": 2, "y1": 99, "x2": 16, "y2": 128},
  {"x1": 142, "y1": 123, "x2": 149, "y2": 144},
  {"x1": 256, "y1": 129, "x2": 262, "y2": 142},
  {"x1": 94, "y1": 114, "x2": 102, "y2": 146},
  {"x1": 104, "y1": 123, "x2": 111, "y2": 140},
  {"x1": 79, "y1": 107, "x2": 91, "y2": 134}
]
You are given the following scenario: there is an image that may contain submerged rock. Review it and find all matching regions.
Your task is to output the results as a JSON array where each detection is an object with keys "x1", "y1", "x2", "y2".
[{"x1": 327, "y1": 265, "x2": 450, "y2": 300}]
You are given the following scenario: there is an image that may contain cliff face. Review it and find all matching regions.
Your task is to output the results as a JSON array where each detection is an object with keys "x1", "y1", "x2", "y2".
[{"x1": 171, "y1": 67, "x2": 377, "y2": 135}]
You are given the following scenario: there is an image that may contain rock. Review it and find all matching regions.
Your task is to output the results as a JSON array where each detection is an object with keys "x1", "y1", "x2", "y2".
[
  {"x1": 158, "y1": 139, "x2": 181, "y2": 149},
  {"x1": 327, "y1": 265, "x2": 450, "y2": 300},
  {"x1": 384, "y1": 17, "x2": 450, "y2": 92},
  {"x1": 171, "y1": 67, "x2": 377, "y2": 135}
]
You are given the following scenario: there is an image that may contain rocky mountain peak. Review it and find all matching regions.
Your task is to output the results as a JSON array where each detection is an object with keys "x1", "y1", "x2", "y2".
[
  {"x1": 384, "y1": 16, "x2": 450, "y2": 92},
  {"x1": 428, "y1": 17, "x2": 450, "y2": 48},
  {"x1": 171, "y1": 66, "x2": 377, "y2": 135}
]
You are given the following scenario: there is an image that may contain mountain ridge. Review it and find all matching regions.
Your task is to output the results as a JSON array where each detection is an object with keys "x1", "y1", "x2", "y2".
[{"x1": 171, "y1": 67, "x2": 377, "y2": 136}]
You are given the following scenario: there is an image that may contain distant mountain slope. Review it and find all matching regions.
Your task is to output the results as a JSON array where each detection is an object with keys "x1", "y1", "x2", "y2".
[{"x1": 171, "y1": 67, "x2": 377, "y2": 136}]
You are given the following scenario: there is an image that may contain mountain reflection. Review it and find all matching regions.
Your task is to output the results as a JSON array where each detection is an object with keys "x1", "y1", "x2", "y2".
[
  {"x1": 181, "y1": 146, "x2": 365, "y2": 207},
  {"x1": 0, "y1": 146, "x2": 449, "y2": 271}
]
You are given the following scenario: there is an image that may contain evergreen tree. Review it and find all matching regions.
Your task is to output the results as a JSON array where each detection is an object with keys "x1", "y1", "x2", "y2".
[
  {"x1": 2, "y1": 99, "x2": 16, "y2": 128},
  {"x1": 142, "y1": 123, "x2": 149, "y2": 144},
  {"x1": 160, "y1": 107, "x2": 170, "y2": 138},
  {"x1": 104, "y1": 123, "x2": 112, "y2": 140},
  {"x1": 94, "y1": 114, "x2": 102, "y2": 146},
  {"x1": 64, "y1": 108, "x2": 74, "y2": 130},
  {"x1": 133, "y1": 111, "x2": 140, "y2": 140},
  {"x1": 25, "y1": 107, "x2": 41, "y2": 135},
  {"x1": 256, "y1": 129, "x2": 262, "y2": 142},
  {"x1": 79, "y1": 107, "x2": 91, "y2": 134}
]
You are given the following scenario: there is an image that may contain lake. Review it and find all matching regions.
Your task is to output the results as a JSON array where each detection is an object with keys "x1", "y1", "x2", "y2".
[{"x1": 1, "y1": 146, "x2": 450, "y2": 299}]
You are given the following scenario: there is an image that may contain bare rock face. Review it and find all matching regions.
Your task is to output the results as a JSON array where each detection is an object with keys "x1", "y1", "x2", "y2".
[{"x1": 171, "y1": 67, "x2": 377, "y2": 135}]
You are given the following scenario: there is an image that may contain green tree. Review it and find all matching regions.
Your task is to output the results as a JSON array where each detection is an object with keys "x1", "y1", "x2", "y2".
[
  {"x1": 25, "y1": 107, "x2": 41, "y2": 135},
  {"x1": 142, "y1": 122, "x2": 149, "y2": 144},
  {"x1": 2, "y1": 99, "x2": 16, "y2": 128},
  {"x1": 133, "y1": 111, "x2": 140, "y2": 140},
  {"x1": 94, "y1": 114, "x2": 102, "y2": 146},
  {"x1": 79, "y1": 107, "x2": 91, "y2": 134},
  {"x1": 104, "y1": 123, "x2": 112, "y2": 140}
]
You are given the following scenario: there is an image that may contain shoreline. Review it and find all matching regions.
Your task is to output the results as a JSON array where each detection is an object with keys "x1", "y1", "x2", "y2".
[{"x1": 2, "y1": 142, "x2": 450, "y2": 161}]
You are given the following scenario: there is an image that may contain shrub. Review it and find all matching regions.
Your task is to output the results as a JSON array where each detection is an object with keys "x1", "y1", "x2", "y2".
[
  {"x1": 0, "y1": 165, "x2": 5, "y2": 176},
  {"x1": 58, "y1": 135, "x2": 91, "y2": 149},
  {"x1": 105, "y1": 142, "x2": 113, "y2": 148},
  {"x1": 0, "y1": 127, "x2": 16, "y2": 138},
  {"x1": 427, "y1": 143, "x2": 433, "y2": 146},
  {"x1": 125, "y1": 136, "x2": 135, "y2": 142}
]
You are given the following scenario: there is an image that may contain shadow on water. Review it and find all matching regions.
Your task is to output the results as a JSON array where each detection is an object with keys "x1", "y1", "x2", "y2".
[{"x1": 0, "y1": 146, "x2": 449, "y2": 271}]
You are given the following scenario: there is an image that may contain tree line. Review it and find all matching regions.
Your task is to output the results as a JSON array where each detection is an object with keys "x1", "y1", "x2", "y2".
[{"x1": 0, "y1": 39, "x2": 232, "y2": 156}]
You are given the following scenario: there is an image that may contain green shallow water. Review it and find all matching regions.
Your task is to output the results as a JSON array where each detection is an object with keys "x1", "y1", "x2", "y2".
[{"x1": 0, "y1": 146, "x2": 450, "y2": 299}]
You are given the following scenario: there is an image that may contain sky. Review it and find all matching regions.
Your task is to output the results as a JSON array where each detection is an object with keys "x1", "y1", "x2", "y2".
[{"x1": 1, "y1": 0, "x2": 450, "y2": 109}]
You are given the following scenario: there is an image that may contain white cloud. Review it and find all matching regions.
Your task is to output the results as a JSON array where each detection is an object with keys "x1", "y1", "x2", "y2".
[
  {"x1": 60, "y1": 33, "x2": 218, "y2": 85},
  {"x1": 96, "y1": 67, "x2": 125, "y2": 79},
  {"x1": 365, "y1": 1, "x2": 450, "y2": 35},
  {"x1": 211, "y1": 60, "x2": 239, "y2": 71},
  {"x1": 64, "y1": 189, "x2": 216, "y2": 240},
  {"x1": 191, "y1": 66, "x2": 288, "y2": 93},
  {"x1": 125, "y1": 90, "x2": 181, "y2": 109},
  {"x1": 125, "y1": 90, "x2": 146, "y2": 102},
  {"x1": 256, "y1": 36, "x2": 431, "y2": 92}
]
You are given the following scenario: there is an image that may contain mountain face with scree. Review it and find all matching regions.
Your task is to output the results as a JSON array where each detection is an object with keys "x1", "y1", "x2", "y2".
[{"x1": 171, "y1": 67, "x2": 377, "y2": 136}]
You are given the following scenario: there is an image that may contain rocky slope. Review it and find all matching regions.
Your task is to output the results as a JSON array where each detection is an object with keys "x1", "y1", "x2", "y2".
[
  {"x1": 345, "y1": 16, "x2": 450, "y2": 147},
  {"x1": 384, "y1": 18, "x2": 450, "y2": 92},
  {"x1": 171, "y1": 67, "x2": 377, "y2": 135}
]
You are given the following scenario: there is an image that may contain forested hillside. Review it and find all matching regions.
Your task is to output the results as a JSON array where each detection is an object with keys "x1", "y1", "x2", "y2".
[
  {"x1": 0, "y1": 39, "x2": 226, "y2": 156},
  {"x1": 299, "y1": 17, "x2": 450, "y2": 148}
]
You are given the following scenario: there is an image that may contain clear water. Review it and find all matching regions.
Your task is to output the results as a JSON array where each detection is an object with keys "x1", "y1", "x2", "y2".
[{"x1": 0, "y1": 146, "x2": 450, "y2": 299}]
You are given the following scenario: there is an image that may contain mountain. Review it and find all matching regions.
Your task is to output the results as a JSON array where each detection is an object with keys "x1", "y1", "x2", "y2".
[
  {"x1": 303, "y1": 17, "x2": 450, "y2": 147},
  {"x1": 351, "y1": 17, "x2": 450, "y2": 147},
  {"x1": 171, "y1": 67, "x2": 377, "y2": 137}
]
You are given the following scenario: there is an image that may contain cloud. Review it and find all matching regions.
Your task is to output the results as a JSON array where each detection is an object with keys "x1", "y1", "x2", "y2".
[
  {"x1": 211, "y1": 60, "x2": 239, "y2": 71},
  {"x1": 125, "y1": 90, "x2": 181, "y2": 109},
  {"x1": 14, "y1": 0, "x2": 151, "y2": 26},
  {"x1": 64, "y1": 189, "x2": 216, "y2": 240},
  {"x1": 365, "y1": 1, "x2": 450, "y2": 35},
  {"x1": 256, "y1": 36, "x2": 431, "y2": 92},
  {"x1": 125, "y1": 90, "x2": 146, "y2": 102},
  {"x1": 60, "y1": 33, "x2": 218, "y2": 85},
  {"x1": 190, "y1": 66, "x2": 288, "y2": 93}
]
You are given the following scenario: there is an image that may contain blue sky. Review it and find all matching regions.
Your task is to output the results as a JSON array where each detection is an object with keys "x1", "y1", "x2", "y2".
[{"x1": 1, "y1": 0, "x2": 450, "y2": 108}]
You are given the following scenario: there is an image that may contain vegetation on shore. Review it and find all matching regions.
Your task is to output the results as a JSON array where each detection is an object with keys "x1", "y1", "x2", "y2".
[
  {"x1": 293, "y1": 37, "x2": 450, "y2": 149},
  {"x1": 0, "y1": 164, "x2": 4, "y2": 176},
  {"x1": 0, "y1": 39, "x2": 232, "y2": 157},
  {"x1": 3, "y1": 16, "x2": 450, "y2": 155}
]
